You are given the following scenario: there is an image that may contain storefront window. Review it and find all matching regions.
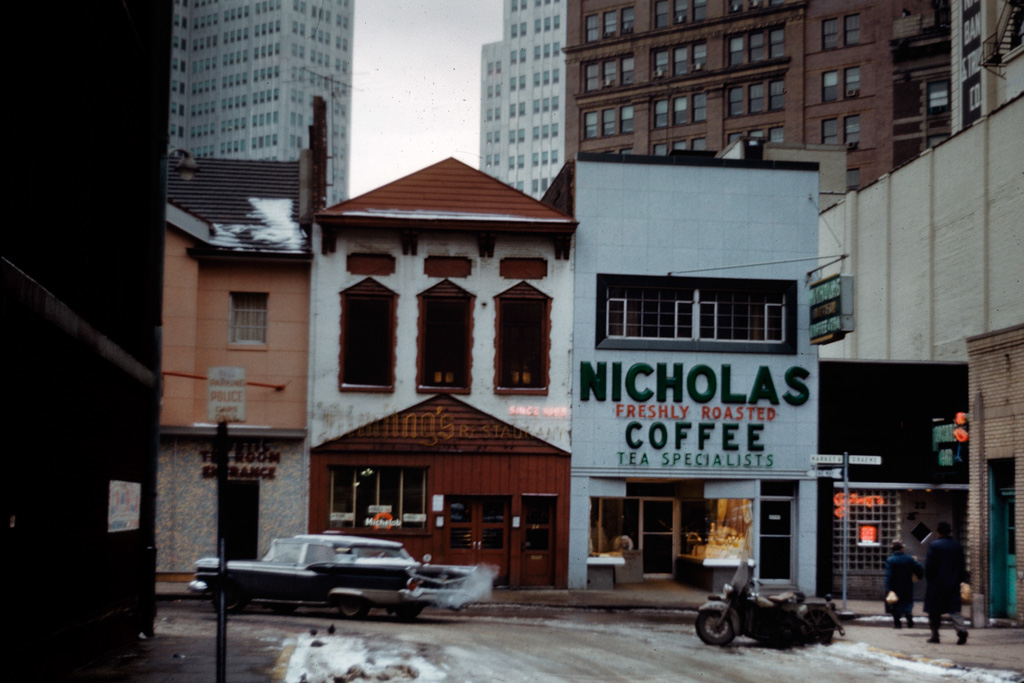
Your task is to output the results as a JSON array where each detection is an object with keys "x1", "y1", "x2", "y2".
[
  {"x1": 681, "y1": 498, "x2": 753, "y2": 560},
  {"x1": 328, "y1": 466, "x2": 426, "y2": 530},
  {"x1": 589, "y1": 496, "x2": 752, "y2": 560},
  {"x1": 590, "y1": 497, "x2": 639, "y2": 554}
]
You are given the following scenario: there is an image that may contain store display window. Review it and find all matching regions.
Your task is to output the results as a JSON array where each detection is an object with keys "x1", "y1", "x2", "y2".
[
  {"x1": 588, "y1": 496, "x2": 753, "y2": 560},
  {"x1": 681, "y1": 498, "x2": 753, "y2": 560},
  {"x1": 328, "y1": 466, "x2": 427, "y2": 530}
]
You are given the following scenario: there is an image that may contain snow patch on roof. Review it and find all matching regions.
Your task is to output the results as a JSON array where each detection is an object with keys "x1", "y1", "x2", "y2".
[
  {"x1": 337, "y1": 208, "x2": 573, "y2": 224},
  {"x1": 210, "y1": 198, "x2": 307, "y2": 252}
]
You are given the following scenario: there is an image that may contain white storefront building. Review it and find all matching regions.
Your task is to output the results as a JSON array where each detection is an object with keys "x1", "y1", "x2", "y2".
[{"x1": 558, "y1": 153, "x2": 823, "y2": 593}]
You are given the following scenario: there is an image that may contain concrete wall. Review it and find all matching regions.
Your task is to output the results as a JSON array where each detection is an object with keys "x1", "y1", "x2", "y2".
[{"x1": 818, "y1": 96, "x2": 1024, "y2": 362}]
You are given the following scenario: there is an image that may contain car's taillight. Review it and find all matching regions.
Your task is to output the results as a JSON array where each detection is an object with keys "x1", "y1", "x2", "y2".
[{"x1": 406, "y1": 577, "x2": 421, "y2": 592}]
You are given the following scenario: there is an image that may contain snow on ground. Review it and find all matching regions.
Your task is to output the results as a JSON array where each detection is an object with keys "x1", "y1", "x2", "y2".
[
  {"x1": 803, "y1": 641, "x2": 1023, "y2": 682},
  {"x1": 284, "y1": 633, "x2": 447, "y2": 683}
]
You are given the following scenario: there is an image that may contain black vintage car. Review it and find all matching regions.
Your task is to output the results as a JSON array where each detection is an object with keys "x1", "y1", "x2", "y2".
[{"x1": 189, "y1": 534, "x2": 484, "y2": 620}]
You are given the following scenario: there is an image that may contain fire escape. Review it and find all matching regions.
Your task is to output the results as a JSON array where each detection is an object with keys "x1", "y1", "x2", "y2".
[{"x1": 983, "y1": 0, "x2": 1024, "y2": 67}]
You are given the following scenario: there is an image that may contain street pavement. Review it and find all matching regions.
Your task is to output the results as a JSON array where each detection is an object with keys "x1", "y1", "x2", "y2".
[{"x1": 59, "y1": 580, "x2": 1023, "y2": 681}]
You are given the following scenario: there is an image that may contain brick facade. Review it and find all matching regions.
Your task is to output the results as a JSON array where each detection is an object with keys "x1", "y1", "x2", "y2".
[
  {"x1": 966, "y1": 323, "x2": 1024, "y2": 624},
  {"x1": 565, "y1": 0, "x2": 951, "y2": 188}
]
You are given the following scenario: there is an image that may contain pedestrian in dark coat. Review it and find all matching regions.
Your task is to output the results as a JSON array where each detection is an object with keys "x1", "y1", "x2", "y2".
[
  {"x1": 924, "y1": 521, "x2": 968, "y2": 644},
  {"x1": 884, "y1": 540, "x2": 923, "y2": 628}
]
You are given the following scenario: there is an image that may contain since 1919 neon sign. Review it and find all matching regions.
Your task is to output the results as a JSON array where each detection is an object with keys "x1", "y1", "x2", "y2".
[{"x1": 833, "y1": 492, "x2": 885, "y2": 518}]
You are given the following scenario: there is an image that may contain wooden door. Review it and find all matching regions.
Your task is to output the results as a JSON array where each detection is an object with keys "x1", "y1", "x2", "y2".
[
  {"x1": 520, "y1": 497, "x2": 555, "y2": 586},
  {"x1": 448, "y1": 497, "x2": 509, "y2": 585}
]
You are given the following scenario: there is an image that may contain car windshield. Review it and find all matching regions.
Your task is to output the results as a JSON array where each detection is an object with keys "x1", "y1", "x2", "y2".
[
  {"x1": 351, "y1": 546, "x2": 413, "y2": 561},
  {"x1": 262, "y1": 540, "x2": 303, "y2": 564}
]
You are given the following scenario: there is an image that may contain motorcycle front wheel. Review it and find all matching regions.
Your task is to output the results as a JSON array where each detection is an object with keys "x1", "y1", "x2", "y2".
[{"x1": 696, "y1": 609, "x2": 736, "y2": 646}]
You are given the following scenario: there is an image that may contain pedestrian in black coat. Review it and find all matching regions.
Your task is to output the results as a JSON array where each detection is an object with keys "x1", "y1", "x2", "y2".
[
  {"x1": 885, "y1": 540, "x2": 923, "y2": 628},
  {"x1": 924, "y1": 521, "x2": 968, "y2": 644}
]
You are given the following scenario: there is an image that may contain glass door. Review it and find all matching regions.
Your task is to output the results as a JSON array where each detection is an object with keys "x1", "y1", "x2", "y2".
[
  {"x1": 759, "y1": 499, "x2": 793, "y2": 582},
  {"x1": 641, "y1": 499, "x2": 675, "y2": 575}
]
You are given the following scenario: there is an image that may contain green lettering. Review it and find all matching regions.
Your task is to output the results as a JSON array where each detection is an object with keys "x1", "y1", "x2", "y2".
[
  {"x1": 698, "y1": 422, "x2": 714, "y2": 449},
  {"x1": 747, "y1": 423, "x2": 764, "y2": 451},
  {"x1": 748, "y1": 365, "x2": 780, "y2": 404},
  {"x1": 580, "y1": 362, "x2": 605, "y2": 401},
  {"x1": 783, "y1": 366, "x2": 810, "y2": 406},
  {"x1": 687, "y1": 364, "x2": 717, "y2": 403},
  {"x1": 612, "y1": 362, "x2": 622, "y2": 402},
  {"x1": 656, "y1": 363, "x2": 685, "y2": 402},
  {"x1": 649, "y1": 422, "x2": 668, "y2": 448},
  {"x1": 720, "y1": 365, "x2": 747, "y2": 404},
  {"x1": 626, "y1": 363, "x2": 654, "y2": 401},
  {"x1": 722, "y1": 423, "x2": 740, "y2": 451},
  {"x1": 626, "y1": 422, "x2": 643, "y2": 448},
  {"x1": 674, "y1": 421, "x2": 692, "y2": 449}
]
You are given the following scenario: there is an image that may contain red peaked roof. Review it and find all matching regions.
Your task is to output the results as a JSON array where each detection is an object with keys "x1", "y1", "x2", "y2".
[{"x1": 316, "y1": 158, "x2": 575, "y2": 233}]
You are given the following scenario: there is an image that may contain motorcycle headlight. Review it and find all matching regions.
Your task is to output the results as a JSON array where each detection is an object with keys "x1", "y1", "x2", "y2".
[{"x1": 723, "y1": 583, "x2": 733, "y2": 597}]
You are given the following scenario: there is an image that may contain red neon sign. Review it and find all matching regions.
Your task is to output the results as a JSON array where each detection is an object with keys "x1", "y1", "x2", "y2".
[{"x1": 833, "y1": 492, "x2": 886, "y2": 518}]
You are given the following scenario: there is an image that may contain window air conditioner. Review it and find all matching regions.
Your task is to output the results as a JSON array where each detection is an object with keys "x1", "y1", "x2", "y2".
[
  {"x1": 675, "y1": 13, "x2": 686, "y2": 23},
  {"x1": 750, "y1": 0, "x2": 761, "y2": 7},
  {"x1": 654, "y1": 69, "x2": 666, "y2": 78},
  {"x1": 846, "y1": 141, "x2": 858, "y2": 150},
  {"x1": 729, "y1": 2, "x2": 742, "y2": 12},
  {"x1": 604, "y1": 30, "x2": 615, "y2": 38},
  {"x1": 846, "y1": 88, "x2": 860, "y2": 98},
  {"x1": 622, "y1": 26, "x2": 633, "y2": 34},
  {"x1": 693, "y1": 62, "x2": 704, "y2": 71},
  {"x1": 604, "y1": 77, "x2": 616, "y2": 87}
]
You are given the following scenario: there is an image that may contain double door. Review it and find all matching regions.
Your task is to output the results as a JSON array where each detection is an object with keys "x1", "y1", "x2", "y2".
[{"x1": 448, "y1": 497, "x2": 509, "y2": 584}]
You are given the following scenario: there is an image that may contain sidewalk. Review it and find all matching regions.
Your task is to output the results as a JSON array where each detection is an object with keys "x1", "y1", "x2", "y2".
[{"x1": 64, "y1": 581, "x2": 1022, "y2": 681}]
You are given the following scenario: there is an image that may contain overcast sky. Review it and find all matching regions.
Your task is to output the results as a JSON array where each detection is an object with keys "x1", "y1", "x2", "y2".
[{"x1": 348, "y1": 2, "x2": 504, "y2": 197}]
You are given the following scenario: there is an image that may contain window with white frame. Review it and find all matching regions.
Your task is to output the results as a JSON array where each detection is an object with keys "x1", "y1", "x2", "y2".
[
  {"x1": 595, "y1": 274, "x2": 796, "y2": 352},
  {"x1": 229, "y1": 292, "x2": 268, "y2": 343}
]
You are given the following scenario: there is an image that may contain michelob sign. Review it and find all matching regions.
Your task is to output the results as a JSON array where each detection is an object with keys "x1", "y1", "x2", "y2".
[{"x1": 808, "y1": 274, "x2": 854, "y2": 345}]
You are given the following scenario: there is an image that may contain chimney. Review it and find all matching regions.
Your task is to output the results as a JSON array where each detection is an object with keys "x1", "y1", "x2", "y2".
[{"x1": 309, "y1": 96, "x2": 328, "y2": 211}]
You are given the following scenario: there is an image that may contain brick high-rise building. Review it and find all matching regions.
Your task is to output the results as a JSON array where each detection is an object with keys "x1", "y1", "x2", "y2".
[{"x1": 564, "y1": 0, "x2": 953, "y2": 189}]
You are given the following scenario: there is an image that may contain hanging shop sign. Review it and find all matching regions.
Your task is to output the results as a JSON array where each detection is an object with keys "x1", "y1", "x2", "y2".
[
  {"x1": 579, "y1": 361, "x2": 811, "y2": 470},
  {"x1": 808, "y1": 274, "x2": 854, "y2": 345},
  {"x1": 961, "y1": 0, "x2": 983, "y2": 129}
]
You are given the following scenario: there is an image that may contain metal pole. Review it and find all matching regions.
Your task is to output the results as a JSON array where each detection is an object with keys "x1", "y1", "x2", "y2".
[
  {"x1": 842, "y1": 451, "x2": 849, "y2": 611},
  {"x1": 216, "y1": 421, "x2": 228, "y2": 683}
]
